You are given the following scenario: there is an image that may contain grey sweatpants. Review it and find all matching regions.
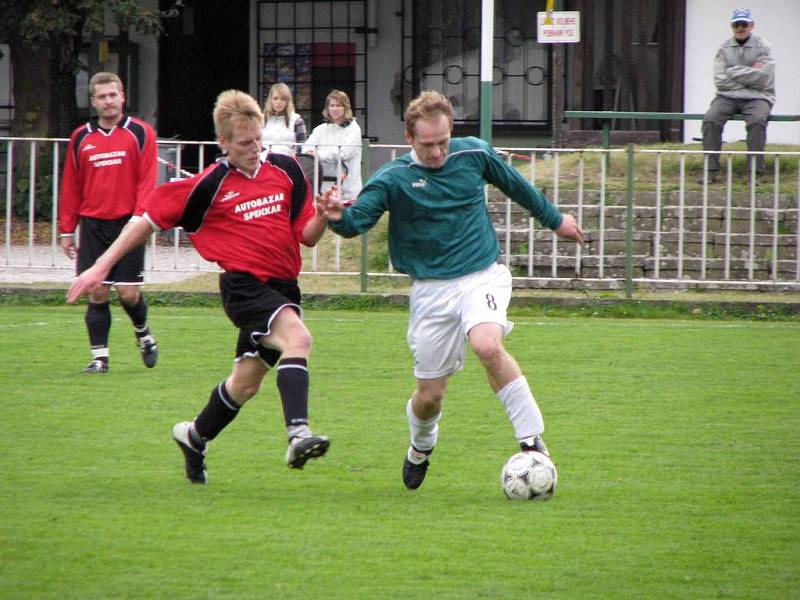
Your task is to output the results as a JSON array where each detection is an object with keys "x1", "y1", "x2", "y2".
[{"x1": 701, "y1": 95, "x2": 772, "y2": 173}]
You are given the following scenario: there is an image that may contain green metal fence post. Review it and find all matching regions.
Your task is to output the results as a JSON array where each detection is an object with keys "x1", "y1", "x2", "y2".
[
  {"x1": 360, "y1": 139, "x2": 370, "y2": 293},
  {"x1": 625, "y1": 143, "x2": 635, "y2": 299}
]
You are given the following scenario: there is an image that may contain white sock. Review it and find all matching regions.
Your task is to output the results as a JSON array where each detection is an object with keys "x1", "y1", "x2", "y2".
[
  {"x1": 406, "y1": 446, "x2": 430, "y2": 465},
  {"x1": 496, "y1": 376, "x2": 544, "y2": 440},
  {"x1": 407, "y1": 398, "x2": 441, "y2": 454},
  {"x1": 288, "y1": 424, "x2": 311, "y2": 441},
  {"x1": 91, "y1": 347, "x2": 109, "y2": 360}
]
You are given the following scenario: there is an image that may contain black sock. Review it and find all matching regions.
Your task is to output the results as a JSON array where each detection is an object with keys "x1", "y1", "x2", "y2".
[
  {"x1": 194, "y1": 382, "x2": 240, "y2": 441},
  {"x1": 276, "y1": 357, "x2": 309, "y2": 428},
  {"x1": 85, "y1": 302, "x2": 111, "y2": 349},
  {"x1": 121, "y1": 294, "x2": 149, "y2": 335}
]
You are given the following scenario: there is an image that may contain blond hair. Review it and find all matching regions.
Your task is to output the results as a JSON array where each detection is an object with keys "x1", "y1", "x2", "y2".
[
  {"x1": 213, "y1": 90, "x2": 264, "y2": 142},
  {"x1": 322, "y1": 89, "x2": 354, "y2": 122},
  {"x1": 404, "y1": 90, "x2": 454, "y2": 136},
  {"x1": 264, "y1": 83, "x2": 296, "y2": 127},
  {"x1": 89, "y1": 72, "x2": 124, "y2": 98}
]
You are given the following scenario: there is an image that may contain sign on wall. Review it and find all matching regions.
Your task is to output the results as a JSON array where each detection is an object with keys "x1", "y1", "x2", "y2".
[{"x1": 537, "y1": 11, "x2": 580, "y2": 44}]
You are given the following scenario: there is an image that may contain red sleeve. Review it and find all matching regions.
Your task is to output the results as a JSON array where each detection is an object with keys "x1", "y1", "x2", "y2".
[
  {"x1": 143, "y1": 179, "x2": 188, "y2": 231},
  {"x1": 133, "y1": 123, "x2": 158, "y2": 217},
  {"x1": 58, "y1": 129, "x2": 83, "y2": 234},
  {"x1": 143, "y1": 169, "x2": 209, "y2": 231}
]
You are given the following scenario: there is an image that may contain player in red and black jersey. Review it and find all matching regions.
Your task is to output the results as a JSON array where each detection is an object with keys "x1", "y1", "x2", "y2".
[
  {"x1": 59, "y1": 72, "x2": 158, "y2": 374},
  {"x1": 67, "y1": 90, "x2": 331, "y2": 484}
]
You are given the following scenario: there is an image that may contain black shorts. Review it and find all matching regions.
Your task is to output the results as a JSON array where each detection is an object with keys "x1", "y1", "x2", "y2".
[
  {"x1": 219, "y1": 272, "x2": 302, "y2": 366},
  {"x1": 77, "y1": 216, "x2": 145, "y2": 285}
]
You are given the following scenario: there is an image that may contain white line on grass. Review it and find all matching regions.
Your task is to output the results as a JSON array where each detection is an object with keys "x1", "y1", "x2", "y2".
[{"x1": 512, "y1": 320, "x2": 800, "y2": 330}]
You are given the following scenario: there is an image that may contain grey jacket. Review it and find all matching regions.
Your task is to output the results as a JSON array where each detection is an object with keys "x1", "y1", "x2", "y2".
[{"x1": 713, "y1": 34, "x2": 775, "y2": 105}]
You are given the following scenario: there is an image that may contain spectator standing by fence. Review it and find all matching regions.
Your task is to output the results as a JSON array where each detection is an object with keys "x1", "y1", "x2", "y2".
[
  {"x1": 59, "y1": 71, "x2": 158, "y2": 375},
  {"x1": 303, "y1": 89, "x2": 362, "y2": 204},
  {"x1": 701, "y1": 8, "x2": 775, "y2": 182},
  {"x1": 262, "y1": 83, "x2": 307, "y2": 155}
]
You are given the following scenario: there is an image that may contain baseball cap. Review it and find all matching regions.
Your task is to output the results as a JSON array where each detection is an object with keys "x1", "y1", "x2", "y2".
[{"x1": 730, "y1": 8, "x2": 753, "y2": 23}]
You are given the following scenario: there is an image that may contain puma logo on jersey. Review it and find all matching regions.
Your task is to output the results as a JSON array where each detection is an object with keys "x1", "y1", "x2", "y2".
[
  {"x1": 220, "y1": 190, "x2": 241, "y2": 202},
  {"x1": 411, "y1": 178, "x2": 427, "y2": 189}
]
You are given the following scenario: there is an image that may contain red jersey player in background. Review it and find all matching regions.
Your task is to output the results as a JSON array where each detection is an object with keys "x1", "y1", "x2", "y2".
[
  {"x1": 67, "y1": 89, "x2": 331, "y2": 485},
  {"x1": 59, "y1": 71, "x2": 158, "y2": 374}
]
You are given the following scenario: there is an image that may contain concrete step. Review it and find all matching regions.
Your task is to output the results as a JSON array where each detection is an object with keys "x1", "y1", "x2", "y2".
[
  {"x1": 486, "y1": 188, "x2": 798, "y2": 208},
  {"x1": 501, "y1": 253, "x2": 797, "y2": 281}
]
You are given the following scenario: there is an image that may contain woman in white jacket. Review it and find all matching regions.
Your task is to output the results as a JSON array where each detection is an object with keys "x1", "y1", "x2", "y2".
[
  {"x1": 303, "y1": 89, "x2": 362, "y2": 203},
  {"x1": 262, "y1": 83, "x2": 307, "y2": 155}
]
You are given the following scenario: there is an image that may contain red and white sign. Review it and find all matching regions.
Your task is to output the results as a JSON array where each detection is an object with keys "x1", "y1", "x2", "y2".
[{"x1": 537, "y1": 11, "x2": 581, "y2": 44}]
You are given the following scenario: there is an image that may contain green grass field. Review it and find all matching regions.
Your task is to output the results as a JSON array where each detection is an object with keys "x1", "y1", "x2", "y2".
[{"x1": 2, "y1": 305, "x2": 799, "y2": 599}]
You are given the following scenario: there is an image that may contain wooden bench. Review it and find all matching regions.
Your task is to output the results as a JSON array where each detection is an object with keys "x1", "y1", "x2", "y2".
[{"x1": 564, "y1": 110, "x2": 800, "y2": 148}]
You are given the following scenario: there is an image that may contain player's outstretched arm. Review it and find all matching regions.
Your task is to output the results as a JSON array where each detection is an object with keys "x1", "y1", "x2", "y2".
[
  {"x1": 316, "y1": 186, "x2": 344, "y2": 222},
  {"x1": 554, "y1": 213, "x2": 584, "y2": 246},
  {"x1": 302, "y1": 200, "x2": 329, "y2": 246},
  {"x1": 66, "y1": 218, "x2": 154, "y2": 303},
  {"x1": 67, "y1": 262, "x2": 111, "y2": 303}
]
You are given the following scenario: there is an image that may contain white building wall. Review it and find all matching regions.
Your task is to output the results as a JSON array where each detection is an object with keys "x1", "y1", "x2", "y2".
[
  {"x1": 362, "y1": 0, "x2": 406, "y2": 148},
  {"x1": 684, "y1": 0, "x2": 800, "y2": 144}
]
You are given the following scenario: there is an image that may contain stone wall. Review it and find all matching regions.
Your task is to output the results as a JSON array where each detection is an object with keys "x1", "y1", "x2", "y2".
[{"x1": 489, "y1": 188, "x2": 799, "y2": 290}]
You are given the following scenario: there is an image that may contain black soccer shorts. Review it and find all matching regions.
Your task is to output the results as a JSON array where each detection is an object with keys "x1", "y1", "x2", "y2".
[
  {"x1": 219, "y1": 271, "x2": 302, "y2": 367},
  {"x1": 77, "y1": 216, "x2": 145, "y2": 285}
]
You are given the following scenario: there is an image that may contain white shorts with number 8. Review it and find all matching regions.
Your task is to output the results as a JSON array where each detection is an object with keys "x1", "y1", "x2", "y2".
[{"x1": 407, "y1": 262, "x2": 514, "y2": 379}]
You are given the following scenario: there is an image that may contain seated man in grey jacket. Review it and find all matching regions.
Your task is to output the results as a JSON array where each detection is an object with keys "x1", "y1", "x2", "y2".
[{"x1": 701, "y1": 8, "x2": 775, "y2": 182}]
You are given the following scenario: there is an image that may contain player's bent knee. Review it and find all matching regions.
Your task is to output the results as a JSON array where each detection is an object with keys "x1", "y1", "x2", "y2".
[
  {"x1": 470, "y1": 337, "x2": 504, "y2": 365},
  {"x1": 272, "y1": 327, "x2": 311, "y2": 356},
  {"x1": 88, "y1": 287, "x2": 112, "y2": 304},
  {"x1": 291, "y1": 327, "x2": 312, "y2": 353},
  {"x1": 270, "y1": 310, "x2": 312, "y2": 354},
  {"x1": 415, "y1": 380, "x2": 447, "y2": 407},
  {"x1": 117, "y1": 289, "x2": 140, "y2": 306},
  {"x1": 415, "y1": 394, "x2": 443, "y2": 414}
]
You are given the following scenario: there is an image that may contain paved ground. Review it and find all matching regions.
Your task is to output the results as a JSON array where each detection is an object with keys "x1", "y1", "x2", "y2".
[{"x1": 0, "y1": 244, "x2": 217, "y2": 285}]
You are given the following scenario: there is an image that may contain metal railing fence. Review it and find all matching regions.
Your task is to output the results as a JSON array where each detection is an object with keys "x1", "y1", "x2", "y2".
[{"x1": 1, "y1": 136, "x2": 798, "y2": 294}]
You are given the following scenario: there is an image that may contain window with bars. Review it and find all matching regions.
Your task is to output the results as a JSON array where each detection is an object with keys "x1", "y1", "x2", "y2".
[
  {"x1": 256, "y1": 0, "x2": 368, "y2": 133},
  {"x1": 401, "y1": 0, "x2": 550, "y2": 128}
]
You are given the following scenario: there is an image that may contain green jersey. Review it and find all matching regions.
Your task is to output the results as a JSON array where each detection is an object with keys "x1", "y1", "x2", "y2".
[{"x1": 329, "y1": 136, "x2": 562, "y2": 280}]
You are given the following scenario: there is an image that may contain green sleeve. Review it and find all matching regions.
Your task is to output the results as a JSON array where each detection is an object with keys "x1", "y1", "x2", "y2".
[
  {"x1": 328, "y1": 177, "x2": 389, "y2": 238},
  {"x1": 480, "y1": 143, "x2": 563, "y2": 231}
]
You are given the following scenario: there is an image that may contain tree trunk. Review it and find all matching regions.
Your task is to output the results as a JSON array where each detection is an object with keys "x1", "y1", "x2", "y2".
[
  {"x1": 8, "y1": 31, "x2": 51, "y2": 138},
  {"x1": 49, "y1": 46, "x2": 80, "y2": 138},
  {"x1": 48, "y1": 21, "x2": 85, "y2": 138},
  {"x1": 118, "y1": 25, "x2": 130, "y2": 92}
]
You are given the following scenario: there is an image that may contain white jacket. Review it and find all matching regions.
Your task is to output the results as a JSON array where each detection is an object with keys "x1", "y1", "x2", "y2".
[
  {"x1": 262, "y1": 113, "x2": 305, "y2": 155},
  {"x1": 302, "y1": 119, "x2": 362, "y2": 201}
]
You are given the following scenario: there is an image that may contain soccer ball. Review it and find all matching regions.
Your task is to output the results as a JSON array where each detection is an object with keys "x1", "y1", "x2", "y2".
[{"x1": 500, "y1": 451, "x2": 558, "y2": 501}]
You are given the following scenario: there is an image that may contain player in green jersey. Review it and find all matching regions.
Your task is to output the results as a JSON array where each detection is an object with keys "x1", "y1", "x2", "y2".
[{"x1": 322, "y1": 90, "x2": 584, "y2": 490}]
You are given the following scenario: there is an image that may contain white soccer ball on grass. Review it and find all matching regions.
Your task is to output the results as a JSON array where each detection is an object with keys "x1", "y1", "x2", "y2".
[{"x1": 500, "y1": 451, "x2": 558, "y2": 501}]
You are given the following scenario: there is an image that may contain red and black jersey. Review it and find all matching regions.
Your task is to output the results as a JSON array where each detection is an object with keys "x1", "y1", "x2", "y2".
[
  {"x1": 144, "y1": 153, "x2": 314, "y2": 282},
  {"x1": 59, "y1": 115, "x2": 158, "y2": 234}
]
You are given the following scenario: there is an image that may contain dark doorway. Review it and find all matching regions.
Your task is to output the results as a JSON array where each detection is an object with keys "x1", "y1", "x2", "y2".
[
  {"x1": 158, "y1": 0, "x2": 250, "y2": 165},
  {"x1": 567, "y1": 0, "x2": 685, "y2": 142}
]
